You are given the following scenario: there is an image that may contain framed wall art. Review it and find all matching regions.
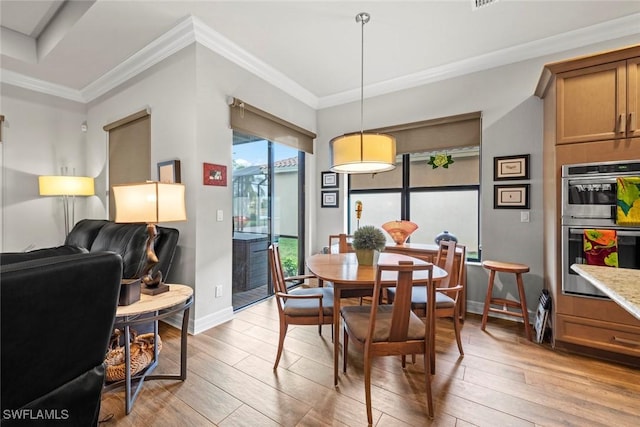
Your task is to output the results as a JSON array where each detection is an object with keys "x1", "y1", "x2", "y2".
[
  {"x1": 203, "y1": 163, "x2": 227, "y2": 186},
  {"x1": 321, "y1": 190, "x2": 339, "y2": 208},
  {"x1": 321, "y1": 171, "x2": 339, "y2": 188},
  {"x1": 494, "y1": 154, "x2": 530, "y2": 181},
  {"x1": 494, "y1": 184, "x2": 530, "y2": 209},
  {"x1": 157, "y1": 160, "x2": 181, "y2": 183}
]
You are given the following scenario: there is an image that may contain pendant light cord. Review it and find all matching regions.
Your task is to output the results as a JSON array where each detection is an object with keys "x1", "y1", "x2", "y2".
[{"x1": 357, "y1": 12, "x2": 369, "y2": 135}]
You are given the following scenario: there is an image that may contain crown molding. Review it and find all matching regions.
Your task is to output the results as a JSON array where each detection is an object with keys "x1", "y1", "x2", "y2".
[
  {"x1": 192, "y1": 17, "x2": 318, "y2": 108},
  {"x1": 2, "y1": 13, "x2": 638, "y2": 108},
  {"x1": 0, "y1": 69, "x2": 84, "y2": 102},
  {"x1": 81, "y1": 16, "x2": 196, "y2": 102},
  {"x1": 317, "y1": 12, "x2": 640, "y2": 109}
]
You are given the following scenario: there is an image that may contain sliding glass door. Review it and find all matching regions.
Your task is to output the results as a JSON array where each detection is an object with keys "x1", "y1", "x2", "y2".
[{"x1": 231, "y1": 131, "x2": 304, "y2": 310}]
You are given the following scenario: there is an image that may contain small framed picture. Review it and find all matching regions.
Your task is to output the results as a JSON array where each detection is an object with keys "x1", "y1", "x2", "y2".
[
  {"x1": 494, "y1": 184, "x2": 530, "y2": 209},
  {"x1": 321, "y1": 190, "x2": 339, "y2": 208},
  {"x1": 203, "y1": 163, "x2": 227, "y2": 186},
  {"x1": 494, "y1": 154, "x2": 530, "y2": 181},
  {"x1": 321, "y1": 171, "x2": 339, "y2": 188},
  {"x1": 157, "y1": 160, "x2": 181, "y2": 183}
]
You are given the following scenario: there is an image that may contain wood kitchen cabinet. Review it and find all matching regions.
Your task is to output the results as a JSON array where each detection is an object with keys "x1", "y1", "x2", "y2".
[
  {"x1": 536, "y1": 44, "x2": 640, "y2": 367},
  {"x1": 540, "y1": 45, "x2": 640, "y2": 145}
]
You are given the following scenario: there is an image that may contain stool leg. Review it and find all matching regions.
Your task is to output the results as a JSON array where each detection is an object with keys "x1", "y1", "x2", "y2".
[
  {"x1": 516, "y1": 273, "x2": 532, "y2": 341},
  {"x1": 481, "y1": 270, "x2": 496, "y2": 331}
]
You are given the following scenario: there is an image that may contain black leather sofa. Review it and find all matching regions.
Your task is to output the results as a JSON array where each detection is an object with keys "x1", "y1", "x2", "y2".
[
  {"x1": 1, "y1": 251, "x2": 123, "y2": 426},
  {"x1": 65, "y1": 219, "x2": 179, "y2": 281}
]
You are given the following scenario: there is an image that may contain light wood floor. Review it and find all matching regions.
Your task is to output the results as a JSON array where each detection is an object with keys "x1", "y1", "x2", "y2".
[{"x1": 100, "y1": 297, "x2": 640, "y2": 426}]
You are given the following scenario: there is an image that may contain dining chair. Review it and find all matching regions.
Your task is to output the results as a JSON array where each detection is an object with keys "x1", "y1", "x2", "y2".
[
  {"x1": 387, "y1": 240, "x2": 466, "y2": 356},
  {"x1": 328, "y1": 233, "x2": 354, "y2": 254},
  {"x1": 268, "y1": 244, "x2": 334, "y2": 369},
  {"x1": 341, "y1": 261, "x2": 435, "y2": 424}
]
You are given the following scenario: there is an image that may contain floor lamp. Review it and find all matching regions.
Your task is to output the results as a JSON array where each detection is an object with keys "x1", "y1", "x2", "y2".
[
  {"x1": 112, "y1": 181, "x2": 186, "y2": 295},
  {"x1": 38, "y1": 175, "x2": 95, "y2": 236}
]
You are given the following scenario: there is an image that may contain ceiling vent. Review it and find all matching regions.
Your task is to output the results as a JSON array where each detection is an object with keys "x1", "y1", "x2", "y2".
[{"x1": 472, "y1": 0, "x2": 499, "y2": 10}]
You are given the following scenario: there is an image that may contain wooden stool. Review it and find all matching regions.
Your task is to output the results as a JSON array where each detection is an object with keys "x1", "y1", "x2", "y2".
[{"x1": 481, "y1": 260, "x2": 532, "y2": 341}]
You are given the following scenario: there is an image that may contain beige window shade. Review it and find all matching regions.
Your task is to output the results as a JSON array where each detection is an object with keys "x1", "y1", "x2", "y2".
[
  {"x1": 107, "y1": 113, "x2": 151, "y2": 220},
  {"x1": 369, "y1": 111, "x2": 481, "y2": 155},
  {"x1": 103, "y1": 108, "x2": 150, "y2": 131},
  {"x1": 229, "y1": 97, "x2": 316, "y2": 154}
]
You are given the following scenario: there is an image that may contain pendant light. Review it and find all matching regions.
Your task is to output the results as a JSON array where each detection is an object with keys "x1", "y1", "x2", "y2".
[{"x1": 329, "y1": 12, "x2": 396, "y2": 174}]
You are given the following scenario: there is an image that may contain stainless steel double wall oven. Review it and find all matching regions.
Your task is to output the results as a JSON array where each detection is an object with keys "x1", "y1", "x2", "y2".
[{"x1": 561, "y1": 160, "x2": 640, "y2": 298}]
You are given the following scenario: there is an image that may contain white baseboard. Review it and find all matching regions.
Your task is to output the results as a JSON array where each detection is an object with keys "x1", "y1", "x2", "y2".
[{"x1": 161, "y1": 306, "x2": 234, "y2": 335}]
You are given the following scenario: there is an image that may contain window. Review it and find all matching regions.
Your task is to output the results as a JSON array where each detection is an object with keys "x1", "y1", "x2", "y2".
[{"x1": 348, "y1": 113, "x2": 481, "y2": 260}]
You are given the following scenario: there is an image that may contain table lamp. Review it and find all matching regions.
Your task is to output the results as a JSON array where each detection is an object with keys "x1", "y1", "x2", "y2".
[
  {"x1": 38, "y1": 175, "x2": 95, "y2": 235},
  {"x1": 112, "y1": 181, "x2": 186, "y2": 295}
]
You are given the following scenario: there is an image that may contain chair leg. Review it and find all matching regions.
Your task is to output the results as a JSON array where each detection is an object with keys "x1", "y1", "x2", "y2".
[
  {"x1": 342, "y1": 327, "x2": 349, "y2": 373},
  {"x1": 453, "y1": 307, "x2": 464, "y2": 356},
  {"x1": 481, "y1": 270, "x2": 496, "y2": 331},
  {"x1": 422, "y1": 349, "x2": 434, "y2": 419},
  {"x1": 364, "y1": 351, "x2": 373, "y2": 426},
  {"x1": 273, "y1": 321, "x2": 288, "y2": 369}
]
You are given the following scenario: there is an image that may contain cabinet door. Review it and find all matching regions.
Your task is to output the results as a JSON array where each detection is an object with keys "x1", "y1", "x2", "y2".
[
  {"x1": 556, "y1": 61, "x2": 626, "y2": 144},
  {"x1": 628, "y1": 57, "x2": 640, "y2": 139}
]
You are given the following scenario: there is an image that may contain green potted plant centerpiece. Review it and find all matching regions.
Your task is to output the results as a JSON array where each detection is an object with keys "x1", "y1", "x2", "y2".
[{"x1": 352, "y1": 225, "x2": 387, "y2": 266}]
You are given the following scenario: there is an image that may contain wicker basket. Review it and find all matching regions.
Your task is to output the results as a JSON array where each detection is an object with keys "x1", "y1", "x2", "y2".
[{"x1": 104, "y1": 330, "x2": 162, "y2": 382}]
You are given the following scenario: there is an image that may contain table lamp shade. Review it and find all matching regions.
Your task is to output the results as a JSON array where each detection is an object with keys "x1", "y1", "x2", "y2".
[
  {"x1": 39, "y1": 176, "x2": 95, "y2": 196},
  {"x1": 113, "y1": 182, "x2": 186, "y2": 224}
]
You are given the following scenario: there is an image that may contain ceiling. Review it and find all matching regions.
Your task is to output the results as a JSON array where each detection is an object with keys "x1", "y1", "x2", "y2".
[{"x1": 1, "y1": 1, "x2": 640, "y2": 107}]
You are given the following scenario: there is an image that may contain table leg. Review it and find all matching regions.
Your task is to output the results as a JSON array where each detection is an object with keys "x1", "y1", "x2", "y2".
[
  {"x1": 124, "y1": 324, "x2": 132, "y2": 415},
  {"x1": 334, "y1": 286, "x2": 341, "y2": 387},
  {"x1": 179, "y1": 306, "x2": 191, "y2": 379}
]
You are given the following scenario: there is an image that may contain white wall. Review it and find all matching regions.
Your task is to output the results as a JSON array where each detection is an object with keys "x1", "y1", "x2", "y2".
[{"x1": 1, "y1": 84, "x2": 87, "y2": 250}]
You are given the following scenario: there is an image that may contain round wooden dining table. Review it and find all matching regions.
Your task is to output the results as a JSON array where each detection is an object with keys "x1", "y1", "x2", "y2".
[{"x1": 306, "y1": 252, "x2": 448, "y2": 386}]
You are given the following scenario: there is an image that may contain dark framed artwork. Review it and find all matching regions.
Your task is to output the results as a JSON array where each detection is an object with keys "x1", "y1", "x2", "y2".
[
  {"x1": 494, "y1": 184, "x2": 530, "y2": 209},
  {"x1": 203, "y1": 163, "x2": 227, "y2": 186},
  {"x1": 494, "y1": 154, "x2": 530, "y2": 181},
  {"x1": 157, "y1": 160, "x2": 181, "y2": 183},
  {"x1": 321, "y1": 171, "x2": 339, "y2": 188},
  {"x1": 321, "y1": 190, "x2": 339, "y2": 208}
]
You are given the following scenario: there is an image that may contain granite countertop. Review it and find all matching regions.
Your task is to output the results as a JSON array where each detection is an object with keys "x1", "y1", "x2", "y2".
[{"x1": 570, "y1": 264, "x2": 640, "y2": 321}]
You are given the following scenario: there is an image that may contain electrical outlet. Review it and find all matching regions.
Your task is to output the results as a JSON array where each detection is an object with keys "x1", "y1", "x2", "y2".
[
  {"x1": 215, "y1": 285, "x2": 223, "y2": 297},
  {"x1": 520, "y1": 211, "x2": 530, "y2": 223},
  {"x1": 216, "y1": 209, "x2": 223, "y2": 222}
]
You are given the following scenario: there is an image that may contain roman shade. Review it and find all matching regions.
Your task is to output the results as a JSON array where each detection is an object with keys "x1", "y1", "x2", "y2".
[
  {"x1": 229, "y1": 97, "x2": 316, "y2": 154},
  {"x1": 369, "y1": 111, "x2": 481, "y2": 155}
]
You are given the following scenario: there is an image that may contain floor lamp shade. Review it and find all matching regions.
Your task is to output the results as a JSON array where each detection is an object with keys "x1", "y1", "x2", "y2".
[
  {"x1": 38, "y1": 176, "x2": 95, "y2": 196},
  {"x1": 330, "y1": 132, "x2": 397, "y2": 174},
  {"x1": 38, "y1": 175, "x2": 95, "y2": 236},
  {"x1": 113, "y1": 182, "x2": 186, "y2": 224}
]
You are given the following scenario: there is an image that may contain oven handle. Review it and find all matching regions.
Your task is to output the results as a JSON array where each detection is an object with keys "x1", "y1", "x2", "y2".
[
  {"x1": 566, "y1": 177, "x2": 618, "y2": 185},
  {"x1": 569, "y1": 229, "x2": 640, "y2": 237}
]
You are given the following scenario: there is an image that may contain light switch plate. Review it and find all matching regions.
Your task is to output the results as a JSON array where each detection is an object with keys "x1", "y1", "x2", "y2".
[
  {"x1": 520, "y1": 211, "x2": 530, "y2": 223},
  {"x1": 216, "y1": 209, "x2": 223, "y2": 221}
]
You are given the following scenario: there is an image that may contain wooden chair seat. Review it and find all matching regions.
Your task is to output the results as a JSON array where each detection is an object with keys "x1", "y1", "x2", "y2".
[
  {"x1": 340, "y1": 305, "x2": 426, "y2": 342},
  {"x1": 284, "y1": 287, "x2": 334, "y2": 316}
]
